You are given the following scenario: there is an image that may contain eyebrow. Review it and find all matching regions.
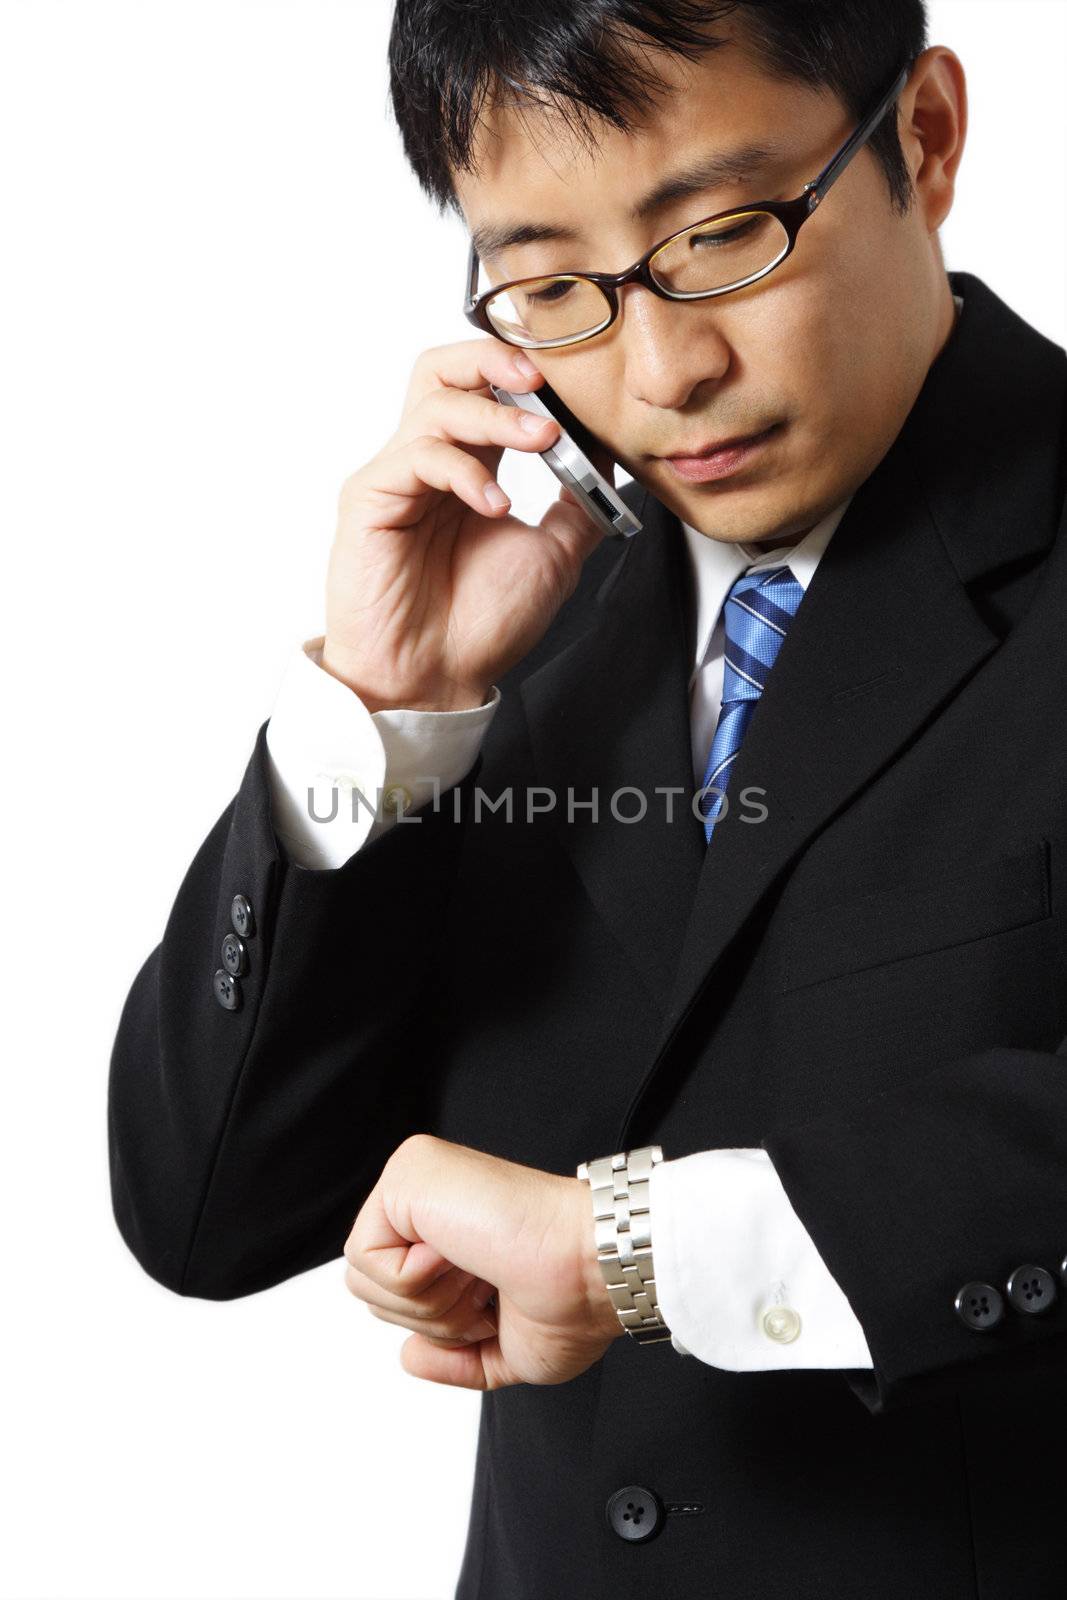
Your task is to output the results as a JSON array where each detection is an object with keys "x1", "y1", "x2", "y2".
[{"x1": 470, "y1": 141, "x2": 783, "y2": 262}]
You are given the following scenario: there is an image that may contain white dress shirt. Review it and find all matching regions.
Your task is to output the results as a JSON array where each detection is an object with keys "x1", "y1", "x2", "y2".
[{"x1": 257, "y1": 287, "x2": 985, "y2": 1373}]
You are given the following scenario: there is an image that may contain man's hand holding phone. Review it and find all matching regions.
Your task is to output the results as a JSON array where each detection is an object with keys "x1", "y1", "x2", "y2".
[{"x1": 321, "y1": 339, "x2": 611, "y2": 713}]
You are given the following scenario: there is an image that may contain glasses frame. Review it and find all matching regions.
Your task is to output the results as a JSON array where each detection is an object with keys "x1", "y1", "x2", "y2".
[{"x1": 462, "y1": 63, "x2": 910, "y2": 349}]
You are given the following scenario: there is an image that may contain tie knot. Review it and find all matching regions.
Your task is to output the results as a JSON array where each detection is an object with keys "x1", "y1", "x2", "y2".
[{"x1": 721, "y1": 563, "x2": 803, "y2": 703}]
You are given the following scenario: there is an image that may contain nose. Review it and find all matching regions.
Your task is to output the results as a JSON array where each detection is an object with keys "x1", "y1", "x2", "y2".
[{"x1": 617, "y1": 281, "x2": 733, "y2": 410}]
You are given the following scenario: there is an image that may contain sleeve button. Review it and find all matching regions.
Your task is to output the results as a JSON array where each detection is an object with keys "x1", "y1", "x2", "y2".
[
  {"x1": 954, "y1": 1281, "x2": 1005, "y2": 1331},
  {"x1": 221, "y1": 933, "x2": 249, "y2": 977},
  {"x1": 230, "y1": 894, "x2": 255, "y2": 938},
  {"x1": 1005, "y1": 1264, "x2": 1058, "y2": 1316},
  {"x1": 212, "y1": 969, "x2": 242, "y2": 1011}
]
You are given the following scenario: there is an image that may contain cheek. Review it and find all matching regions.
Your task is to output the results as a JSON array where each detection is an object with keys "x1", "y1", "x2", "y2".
[
  {"x1": 810, "y1": 219, "x2": 926, "y2": 405},
  {"x1": 782, "y1": 283, "x2": 910, "y2": 461},
  {"x1": 534, "y1": 354, "x2": 615, "y2": 432}
]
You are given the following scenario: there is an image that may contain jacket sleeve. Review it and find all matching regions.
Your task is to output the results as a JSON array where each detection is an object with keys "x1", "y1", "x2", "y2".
[
  {"x1": 107, "y1": 716, "x2": 482, "y2": 1301},
  {"x1": 761, "y1": 1034, "x2": 1067, "y2": 1413}
]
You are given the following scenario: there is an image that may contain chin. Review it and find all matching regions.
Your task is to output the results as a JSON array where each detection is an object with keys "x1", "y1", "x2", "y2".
[{"x1": 677, "y1": 485, "x2": 797, "y2": 543}]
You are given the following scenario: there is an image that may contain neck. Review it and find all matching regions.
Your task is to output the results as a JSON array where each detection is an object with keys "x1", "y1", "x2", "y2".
[{"x1": 750, "y1": 526, "x2": 811, "y2": 553}]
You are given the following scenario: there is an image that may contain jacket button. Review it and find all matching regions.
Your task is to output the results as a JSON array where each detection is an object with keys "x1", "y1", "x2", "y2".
[
  {"x1": 605, "y1": 1484, "x2": 665, "y2": 1544},
  {"x1": 221, "y1": 933, "x2": 249, "y2": 977},
  {"x1": 1005, "y1": 1264, "x2": 1058, "y2": 1315},
  {"x1": 231, "y1": 894, "x2": 255, "y2": 938},
  {"x1": 212, "y1": 968, "x2": 242, "y2": 1011},
  {"x1": 954, "y1": 1281, "x2": 1005, "y2": 1331}
]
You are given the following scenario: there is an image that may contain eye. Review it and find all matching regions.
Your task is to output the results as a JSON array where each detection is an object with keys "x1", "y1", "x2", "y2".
[
  {"x1": 690, "y1": 215, "x2": 763, "y2": 248},
  {"x1": 524, "y1": 279, "x2": 574, "y2": 305}
]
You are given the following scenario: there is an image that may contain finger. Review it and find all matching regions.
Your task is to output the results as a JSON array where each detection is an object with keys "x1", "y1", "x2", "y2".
[
  {"x1": 369, "y1": 1305, "x2": 499, "y2": 1344},
  {"x1": 371, "y1": 434, "x2": 517, "y2": 523},
  {"x1": 395, "y1": 386, "x2": 561, "y2": 456},
  {"x1": 369, "y1": 1299, "x2": 498, "y2": 1344},
  {"x1": 399, "y1": 1331, "x2": 500, "y2": 1391},
  {"x1": 344, "y1": 1258, "x2": 478, "y2": 1321},
  {"x1": 404, "y1": 338, "x2": 544, "y2": 411},
  {"x1": 413, "y1": 1334, "x2": 485, "y2": 1351}
]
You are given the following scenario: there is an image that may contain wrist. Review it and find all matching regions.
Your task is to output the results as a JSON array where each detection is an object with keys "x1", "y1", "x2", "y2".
[
  {"x1": 576, "y1": 1147, "x2": 673, "y2": 1346},
  {"x1": 320, "y1": 642, "x2": 491, "y2": 712},
  {"x1": 572, "y1": 1178, "x2": 628, "y2": 1342}
]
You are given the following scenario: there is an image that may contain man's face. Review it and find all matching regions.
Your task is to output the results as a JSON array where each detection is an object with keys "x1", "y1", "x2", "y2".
[{"x1": 454, "y1": 32, "x2": 955, "y2": 544}]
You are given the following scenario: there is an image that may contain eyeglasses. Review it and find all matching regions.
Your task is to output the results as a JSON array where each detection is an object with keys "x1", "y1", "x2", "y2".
[{"x1": 462, "y1": 63, "x2": 910, "y2": 350}]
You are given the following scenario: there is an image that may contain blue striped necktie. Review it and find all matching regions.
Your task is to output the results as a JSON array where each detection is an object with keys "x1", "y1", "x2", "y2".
[{"x1": 698, "y1": 564, "x2": 804, "y2": 845}]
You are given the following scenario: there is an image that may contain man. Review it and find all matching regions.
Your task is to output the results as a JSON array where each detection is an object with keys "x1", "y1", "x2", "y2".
[{"x1": 108, "y1": 2, "x2": 1067, "y2": 1595}]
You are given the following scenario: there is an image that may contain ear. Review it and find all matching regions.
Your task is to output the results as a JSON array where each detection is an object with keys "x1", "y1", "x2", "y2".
[{"x1": 898, "y1": 46, "x2": 968, "y2": 232}]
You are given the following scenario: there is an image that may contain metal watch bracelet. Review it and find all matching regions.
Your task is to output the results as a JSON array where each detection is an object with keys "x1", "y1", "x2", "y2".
[{"x1": 576, "y1": 1145, "x2": 673, "y2": 1345}]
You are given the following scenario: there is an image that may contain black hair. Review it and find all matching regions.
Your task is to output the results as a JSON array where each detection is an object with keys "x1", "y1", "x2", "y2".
[{"x1": 387, "y1": 0, "x2": 928, "y2": 219}]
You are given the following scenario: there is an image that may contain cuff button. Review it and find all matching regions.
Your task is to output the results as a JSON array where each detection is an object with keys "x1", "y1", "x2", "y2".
[
  {"x1": 954, "y1": 1281, "x2": 1005, "y2": 1331},
  {"x1": 760, "y1": 1305, "x2": 802, "y2": 1344},
  {"x1": 382, "y1": 783, "x2": 413, "y2": 816}
]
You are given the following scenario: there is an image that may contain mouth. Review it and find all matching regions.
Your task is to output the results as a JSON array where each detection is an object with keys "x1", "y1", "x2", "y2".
[{"x1": 657, "y1": 422, "x2": 783, "y2": 483}]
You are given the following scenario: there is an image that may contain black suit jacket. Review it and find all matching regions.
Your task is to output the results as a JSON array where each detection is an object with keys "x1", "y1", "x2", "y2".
[{"x1": 109, "y1": 269, "x2": 1067, "y2": 1599}]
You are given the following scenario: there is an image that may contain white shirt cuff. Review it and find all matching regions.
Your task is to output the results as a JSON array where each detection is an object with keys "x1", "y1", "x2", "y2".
[
  {"x1": 649, "y1": 1148, "x2": 873, "y2": 1370},
  {"x1": 264, "y1": 635, "x2": 500, "y2": 870}
]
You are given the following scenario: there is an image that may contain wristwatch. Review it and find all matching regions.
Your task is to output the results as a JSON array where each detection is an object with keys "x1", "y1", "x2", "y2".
[{"x1": 576, "y1": 1145, "x2": 673, "y2": 1345}]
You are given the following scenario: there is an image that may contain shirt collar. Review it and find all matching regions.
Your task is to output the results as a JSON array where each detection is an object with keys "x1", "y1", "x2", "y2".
[{"x1": 680, "y1": 494, "x2": 853, "y2": 677}]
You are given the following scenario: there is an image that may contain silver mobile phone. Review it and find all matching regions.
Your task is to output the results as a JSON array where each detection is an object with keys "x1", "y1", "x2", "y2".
[{"x1": 489, "y1": 379, "x2": 642, "y2": 539}]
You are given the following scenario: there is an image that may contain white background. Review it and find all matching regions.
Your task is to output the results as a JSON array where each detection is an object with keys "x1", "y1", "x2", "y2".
[{"x1": 1, "y1": 3, "x2": 1064, "y2": 1597}]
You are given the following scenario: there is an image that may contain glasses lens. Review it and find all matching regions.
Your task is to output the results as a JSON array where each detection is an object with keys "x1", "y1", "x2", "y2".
[
  {"x1": 483, "y1": 275, "x2": 613, "y2": 347},
  {"x1": 650, "y1": 210, "x2": 789, "y2": 295}
]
